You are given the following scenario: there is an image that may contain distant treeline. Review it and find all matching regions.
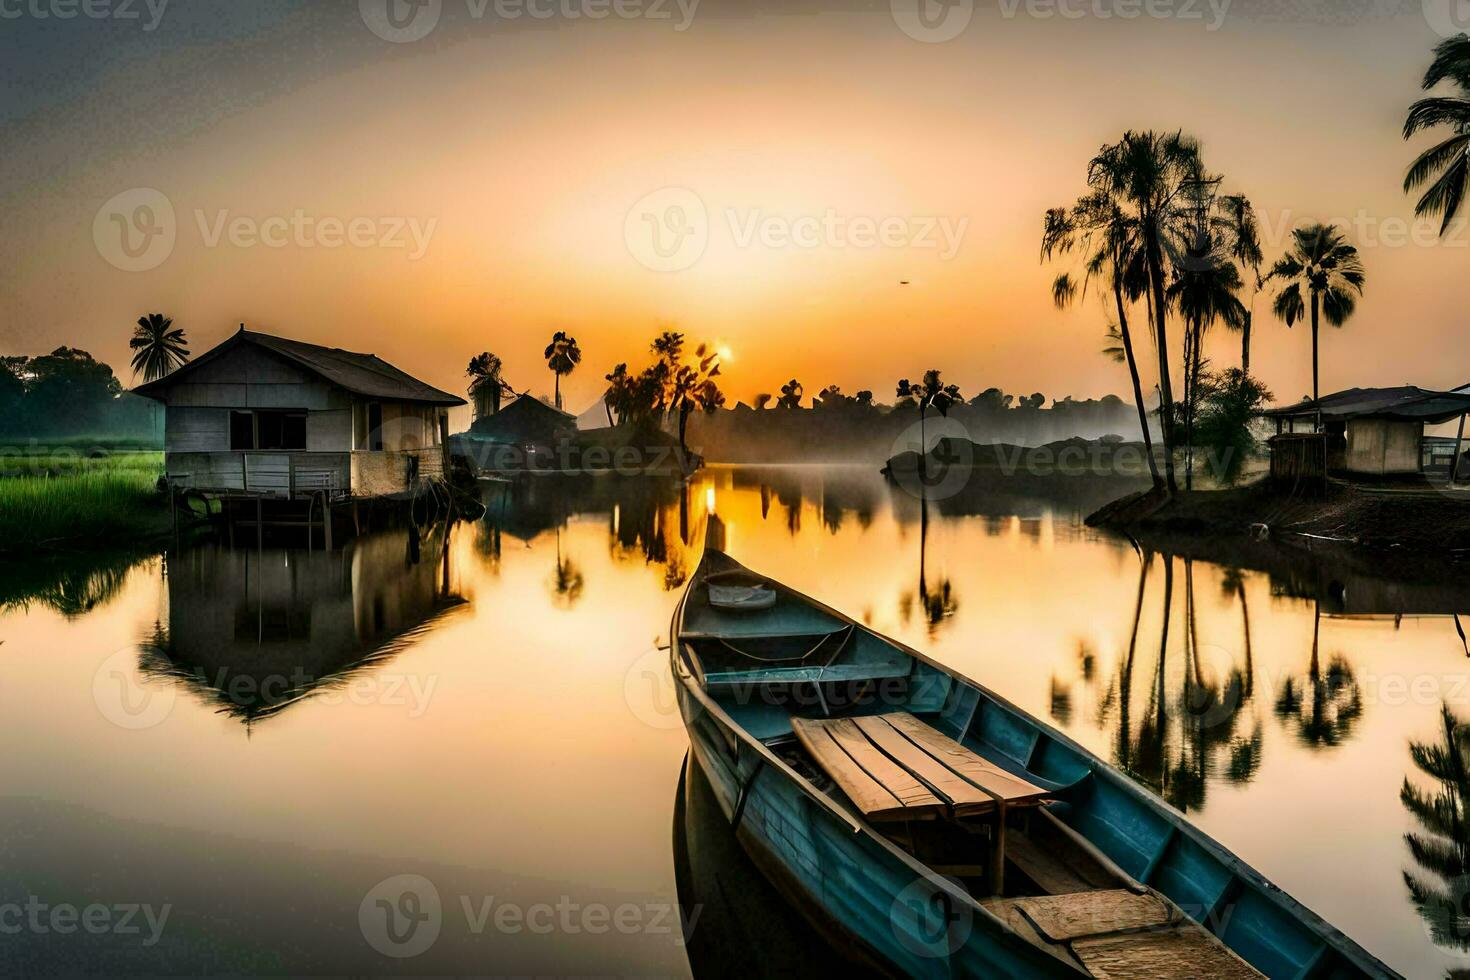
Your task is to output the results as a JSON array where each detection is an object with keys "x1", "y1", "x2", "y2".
[
  {"x1": 0, "y1": 347, "x2": 159, "y2": 442},
  {"x1": 685, "y1": 390, "x2": 1145, "y2": 463}
]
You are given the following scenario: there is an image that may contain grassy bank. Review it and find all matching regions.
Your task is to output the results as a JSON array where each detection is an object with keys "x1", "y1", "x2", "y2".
[{"x1": 0, "y1": 456, "x2": 169, "y2": 553}]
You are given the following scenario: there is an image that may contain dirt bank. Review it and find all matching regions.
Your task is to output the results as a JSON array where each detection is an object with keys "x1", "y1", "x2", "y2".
[{"x1": 1087, "y1": 480, "x2": 1470, "y2": 560}]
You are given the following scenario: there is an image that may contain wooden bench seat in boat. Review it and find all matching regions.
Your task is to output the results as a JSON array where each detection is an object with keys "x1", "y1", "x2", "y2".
[
  {"x1": 790, "y1": 712, "x2": 1053, "y2": 822},
  {"x1": 984, "y1": 889, "x2": 1263, "y2": 979}
]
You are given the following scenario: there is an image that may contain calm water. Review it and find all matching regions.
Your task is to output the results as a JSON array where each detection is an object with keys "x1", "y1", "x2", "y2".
[{"x1": 2, "y1": 465, "x2": 1469, "y2": 977}]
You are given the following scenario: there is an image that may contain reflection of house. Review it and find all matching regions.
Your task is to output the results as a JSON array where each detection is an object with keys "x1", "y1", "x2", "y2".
[
  {"x1": 1264, "y1": 386, "x2": 1470, "y2": 477},
  {"x1": 134, "y1": 328, "x2": 465, "y2": 499},
  {"x1": 145, "y1": 528, "x2": 463, "y2": 722}
]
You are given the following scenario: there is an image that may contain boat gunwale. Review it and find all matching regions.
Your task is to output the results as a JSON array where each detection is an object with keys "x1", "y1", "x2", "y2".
[{"x1": 671, "y1": 547, "x2": 1398, "y2": 980}]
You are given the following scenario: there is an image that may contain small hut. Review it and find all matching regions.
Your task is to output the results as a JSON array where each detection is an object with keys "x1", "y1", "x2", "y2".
[
  {"x1": 1263, "y1": 386, "x2": 1470, "y2": 478},
  {"x1": 466, "y1": 394, "x2": 576, "y2": 447},
  {"x1": 134, "y1": 328, "x2": 465, "y2": 500}
]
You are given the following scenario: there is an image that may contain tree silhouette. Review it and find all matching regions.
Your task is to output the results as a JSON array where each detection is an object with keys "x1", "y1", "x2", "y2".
[
  {"x1": 777, "y1": 379, "x2": 804, "y2": 409},
  {"x1": 1403, "y1": 35, "x2": 1470, "y2": 237},
  {"x1": 129, "y1": 313, "x2": 189, "y2": 382},
  {"x1": 466, "y1": 352, "x2": 509, "y2": 419},
  {"x1": 1267, "y1": 224, "x2": 1366, "y2": 429},
  {"x1": 1402, "y1": 703, "x2": 1470, "y2": 954},
  {"x1": 543, "y1": 331, "x2": 581, "y2": 409}
]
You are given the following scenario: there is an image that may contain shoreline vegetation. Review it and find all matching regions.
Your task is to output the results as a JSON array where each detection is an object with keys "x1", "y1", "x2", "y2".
[{"x1": 0, "y1": 448, "x2": 169, "y2": 556}]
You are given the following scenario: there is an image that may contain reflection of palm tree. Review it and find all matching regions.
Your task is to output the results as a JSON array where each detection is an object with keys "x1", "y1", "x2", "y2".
[
  {"x1": 1402, "y1": 704, "x2": 1470, "y2": 954},
  {"x1": 1274, "y1": 601, "x2": 1363, "y2": 748},
  {"x1": 1092, "y1": 553, "x2": 1261, "y2": 812},
  {"x1": 549, "y1": 527, "x2": 584, "y2": 608},
  {"x1": 915, "y1": 493, "x2": 958, "y2": 636}
]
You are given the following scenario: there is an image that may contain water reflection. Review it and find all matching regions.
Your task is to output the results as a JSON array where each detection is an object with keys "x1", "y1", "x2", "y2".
[
  {"x1": 141, "y1": 525, "x2": 464, "y2": 724},
  {"x1": 1273, "y1": 601, "x2": 1364, "y2": 749},
  {"x1": 1055, "y1": 550, "x2": 1264, "y2": 812},
  {"x1": 1403, "y1": 706, "x2": 1470, "y2": 965}
]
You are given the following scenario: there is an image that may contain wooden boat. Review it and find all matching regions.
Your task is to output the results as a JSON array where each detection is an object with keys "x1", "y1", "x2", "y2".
[{"x1": 671, "y1": 546, "x2": 1397, "y2": 979}]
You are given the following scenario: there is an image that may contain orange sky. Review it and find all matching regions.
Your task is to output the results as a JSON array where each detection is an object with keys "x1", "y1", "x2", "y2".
[{"x1": 3, "y1": 2, "x2": 1467, "y2": 429}]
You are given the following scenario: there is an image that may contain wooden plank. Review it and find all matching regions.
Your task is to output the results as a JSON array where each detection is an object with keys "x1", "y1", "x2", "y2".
[
  {"x1": 853, "y1": 715, "x2": 996, "y2": 815},
  {"x1": 822, "y1": 719, "x2": 944, "y2": 811},
  {"x1": 1073, "y1": 926, "x2": 1263, "y2": 980},
  {"x1": 884, "y1": 712, "x2": 1051, "y2": 805},
  {"x1": 1011, "y1": 890, "x2": 1172, "y2": 942},
  {"x1": 790, "y1": 718, "x2": 943, "y2": 821}
]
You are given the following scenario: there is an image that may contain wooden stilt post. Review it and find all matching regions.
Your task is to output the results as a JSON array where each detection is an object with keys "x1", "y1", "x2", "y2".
[
  {"x1": 1454, "y1": 412, "x2": 1467, "y2": 485},
  {"x1": 256, "y1": 498, "x2": 263, "y2": 551},
  {"x1": 324, "y1": 496, "x2": 334, "y2": 551}
]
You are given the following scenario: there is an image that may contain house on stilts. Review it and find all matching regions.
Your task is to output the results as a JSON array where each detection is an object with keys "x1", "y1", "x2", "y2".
[{"x1": 134, "y1": 328, "x2": 466, "y2": 542}]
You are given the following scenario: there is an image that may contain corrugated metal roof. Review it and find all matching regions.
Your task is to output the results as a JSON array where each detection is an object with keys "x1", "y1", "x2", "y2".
[
  {"x1": 1264, "y1": 386, "x2": 1470, "y2": 423},
  {"x1": 134, "y1": 328, "x2": 465, "y2": 406}
]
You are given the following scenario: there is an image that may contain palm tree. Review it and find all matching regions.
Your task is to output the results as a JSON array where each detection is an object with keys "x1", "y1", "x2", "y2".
[
  {"x1": 1087, "y1": 131, "x2": 1207, "y2": 494},
  {"x1": 1043, "y1": 191, "x2": 1162, "y2": 490},
  {"x1": 1404, "y1": 35, "x2": 1470, "y2": 236},
  {"x1": 1268, "y1": 224, "x2": 1366, "y2": 429},
  {"x1": 895, "y1": 370, "x2": 961, "y2": 467},
  {"x1": 1167, "y1": 217, "x2": 1247, "y2": 489},
  {"x1": 129, "y1": 313, "x2": 189, "y2": 382},
  {"x1": 1219, "y1": 194, "x2": 1264, "y2": 375},
  {"x1": 543, "y1": 331, "x2": 581, "y2": 410},
  {"x1": 466, "y1": 352, "x2": 507, "y2": 420}
]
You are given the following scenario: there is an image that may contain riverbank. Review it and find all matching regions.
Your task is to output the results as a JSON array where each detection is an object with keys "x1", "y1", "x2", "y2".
[
  {"x1": 0, "y1": 455, "x2": 170, "y2": 555},
  {"x1": 1087, "y1": 480, "x2": 1470, "y2": 560}
]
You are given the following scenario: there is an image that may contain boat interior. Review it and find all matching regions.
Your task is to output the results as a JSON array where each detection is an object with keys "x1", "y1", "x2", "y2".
[{"x1": 678, "y1": 555, "x2": 1372, "y2": 980}]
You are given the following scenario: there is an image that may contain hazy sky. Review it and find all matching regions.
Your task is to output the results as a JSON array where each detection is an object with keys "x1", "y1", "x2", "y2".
[{"x1": 2, "y1": 0, "x2": 1466, "y2": 424}]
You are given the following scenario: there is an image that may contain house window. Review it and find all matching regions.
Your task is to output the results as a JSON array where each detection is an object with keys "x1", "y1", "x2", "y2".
[
  {"x1": 229, "y1": 410, "x2": 307, "y2": 451},
  {"x1": 367, "y1": 402, "x2": 383, "y2": 451}
]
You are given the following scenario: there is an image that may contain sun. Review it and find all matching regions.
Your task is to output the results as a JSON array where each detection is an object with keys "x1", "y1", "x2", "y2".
[{"x1": 717, "y1": 344, "x2": 734, "y2": 363}]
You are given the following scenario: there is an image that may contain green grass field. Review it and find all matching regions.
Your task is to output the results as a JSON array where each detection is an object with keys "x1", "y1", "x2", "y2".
[{"x1": 0, "y1": 451, "x2": 168, "y2": 552}]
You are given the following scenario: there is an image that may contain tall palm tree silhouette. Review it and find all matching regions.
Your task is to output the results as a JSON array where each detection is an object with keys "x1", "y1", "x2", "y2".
[
  {"x1": 1403, "y1": 35, "x2": 1470, "y2": 237},
  {"x1": 1268, "y1": 224, "x2": 1366, "y2": 430},
  {"x1": 129, "y1": 313, "x2": 189, "y2": 382},
  {"x1": 543, "y1": 331, "x2": 581, "y2": 410},
  {"x1": 1219, "y1": 194, "x2": 1264, "y2": 375},
  {"x1": 1043, "y1": 190, "x2": 1162, "y2": 490},
  {"x1": 1087, "y1": 131, "x2": 1205, "y2": 494}
]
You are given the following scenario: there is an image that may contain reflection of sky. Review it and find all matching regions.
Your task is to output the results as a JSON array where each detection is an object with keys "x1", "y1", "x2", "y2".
[{"x1": 0, "y1": 466, "x2": 1466, "y2": 974}]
